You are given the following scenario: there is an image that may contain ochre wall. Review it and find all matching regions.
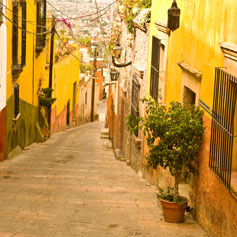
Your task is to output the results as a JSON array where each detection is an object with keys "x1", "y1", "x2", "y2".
[
  {"x1": 146, "y1": 0, "x2": 237, "y2": 236},
  {"x1": 49, "y1": 50, "x2": 80, "y2": 133},
  {"x1": 5, "y1": 0, "x2": 49, "y2": 158},
  {"x1": 0, "y1": 108, "x2": 6, "y2": 161}
]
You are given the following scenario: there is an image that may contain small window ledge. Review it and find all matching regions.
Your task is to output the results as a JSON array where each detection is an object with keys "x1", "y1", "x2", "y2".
[
  {"x1": 220, "y1": 42, "x2": 237, "y2": 61},
  {"x1": 177, "y1": 61, "x2": 202, "y2": 80},
  {"x1": 12, "y1": 64, "x2": 23, "y2": 80},
  {"x1": 12, "y1": 113, "x2": 21, "y2": 122}
]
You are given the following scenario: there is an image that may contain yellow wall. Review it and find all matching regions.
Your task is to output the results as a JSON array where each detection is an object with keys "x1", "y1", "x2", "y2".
[
  {"x1": 6, "y1": 0, "x2": 49, "y2": 105},
  {"x1": 148, "y1": 0, "x2": 237, "y2": 115},
  {"x1": 51, "y1": 50, "x2": 80, "y2": 117},
  {"x1": 147, "y1": 1, "x2": 237, "y2": 236}
]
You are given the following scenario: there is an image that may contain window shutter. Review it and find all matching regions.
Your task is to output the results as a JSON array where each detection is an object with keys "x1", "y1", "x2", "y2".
[{"x1": 150, "y1": 37, "x2": 161, "y2": 101}]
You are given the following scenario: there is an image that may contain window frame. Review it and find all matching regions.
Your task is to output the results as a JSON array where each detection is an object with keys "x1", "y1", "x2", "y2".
[
  {"x1": 131, "y1": 75, "x2": 140, "y2": 137},
  {"x1": 36, "y1": 0, "x2": 46, "y2": 55},
  {"x1": 150, "y1": 36, "x2": 161, "y2": 101},
  {"x1": 209, "y1": 67, "x2": 237, "y2": 194}
]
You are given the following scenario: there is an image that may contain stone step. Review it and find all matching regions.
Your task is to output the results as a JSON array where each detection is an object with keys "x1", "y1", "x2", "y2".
[
  {"x1": 100, "y1": 134, "x2": 109, "y2": 139},
  {"x1": 101, "y1": 128, "x2": 109, "y2": 136}
]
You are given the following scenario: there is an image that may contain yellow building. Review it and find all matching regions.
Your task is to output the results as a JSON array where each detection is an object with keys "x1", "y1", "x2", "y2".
[
  {"x1": 45, "y1": 47, "x2": 80, "y2": 134},
  {"x1": 5, "y1": 0, "x2": 49, "y2": 158},
  {"x1": 146, "y1": 0, "x2": 237, "y2": 236}
]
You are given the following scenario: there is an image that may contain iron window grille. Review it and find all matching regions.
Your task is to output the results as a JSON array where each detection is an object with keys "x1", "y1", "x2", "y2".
[
  {"x1": 12, "y1": 1, "x2": 26, "y2": 78},
  {"x1": 131, "y1": 76, "x2": 140, "y2": 137},
  {"x1": 36, "y1": 0, "x2": 46, "y2": 54},
  {"x1": 12, "y1": 1, "x2": 19, "y2": 67},
  {"x1": 14, "y1": 84, "x2": 19, "y2": 118},
  {"x1": 21, "y1": 1, "x2": 26, "y2": 66},
  {"x1": 209, "y1": 68, "x2": 237, "y2": 192},
  {"x1": 150, "y1": 36, "x2": 161, "y2": 101}
]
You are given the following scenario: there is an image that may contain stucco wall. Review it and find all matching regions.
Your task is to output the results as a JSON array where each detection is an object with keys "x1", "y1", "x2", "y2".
[
  {"x1": 146, "y1": 0, "x2": 237, "y2": 236},
  {"x1": 0, "y1": 0, "x2": 7, "y2": 111}
]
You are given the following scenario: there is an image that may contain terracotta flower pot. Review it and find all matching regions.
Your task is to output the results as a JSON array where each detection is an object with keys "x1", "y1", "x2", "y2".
[{"x1": 160, "y1": 198, "x2": 188, "y2": 223}]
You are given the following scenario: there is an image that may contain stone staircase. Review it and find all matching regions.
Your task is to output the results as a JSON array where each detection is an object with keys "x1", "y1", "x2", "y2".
[{"x1": 100, "y1": 128, "x2": 109, "y2": 139}]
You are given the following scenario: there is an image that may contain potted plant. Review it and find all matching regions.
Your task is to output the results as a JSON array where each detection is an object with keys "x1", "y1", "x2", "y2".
[{"x1": 128, "y1": 98, "x2": 204, "y2": 222}]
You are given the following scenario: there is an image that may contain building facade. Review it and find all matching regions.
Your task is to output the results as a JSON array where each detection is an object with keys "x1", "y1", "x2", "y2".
[
  {"x1": 145, "y1": 0, "x2": 237, "y2": 236},
  {"x1": 0, "y1": 0, "x2": 7, "y2": 161}
]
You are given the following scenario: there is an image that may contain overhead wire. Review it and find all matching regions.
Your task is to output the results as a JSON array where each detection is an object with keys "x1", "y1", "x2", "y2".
[
  {"x1": 55, "y1": 29, "x2": 82, "y2": 64},
  {"x1": 1, "y1": 13, "x2": 52, "y2": 36},
  {"x1": 0, "y1": 2, "x2": 53, "y2": 28},
  {"x1": 47, "y1": 0, "x2": 117, "y2": 20}
]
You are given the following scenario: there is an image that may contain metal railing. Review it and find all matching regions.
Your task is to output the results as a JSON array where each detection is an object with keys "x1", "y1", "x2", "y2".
[{"x1": 209, "y1": 68, "x2": 237, "y2": 191}]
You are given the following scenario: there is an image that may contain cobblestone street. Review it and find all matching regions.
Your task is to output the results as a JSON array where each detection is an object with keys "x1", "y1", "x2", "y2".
[{"x1": 0, "y1": 103, "x2": 208, "y2": 237}]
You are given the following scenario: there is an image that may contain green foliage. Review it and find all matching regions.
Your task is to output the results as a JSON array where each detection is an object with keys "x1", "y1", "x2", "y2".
[
  {"x1": 39, "y1": 88, "x2": 56, "y2": 107},
  {"x1": 77, "y1": 37, "x2": 91, "y2": 46},
  {"x1": 130, "y1": 98, "x2": 205, "y2": 202},
  {"x1": 39, "y1": 97, "x2": 56, "y2": 107},
  {"x1": 80, "y1": 63, "x2": 93, "y2": 73},
  {"x1": 157, "y1": 186, "x2": 187, "y2": 205},
  {"x1": 118, "y1": 0, "x2": 151, "y2": 34},
  {"x1": 41, "y1": 88, "x2": 54, "y2": 97},
  {"x1": 142, "y1": 99, "x2": 204, "y2": 179},
  {"x1": 126, "y1": 114, "x2": 142, "y2": 136},
  {"x1": 107, "y1": 26, "x2": 121, "y2": 56}
]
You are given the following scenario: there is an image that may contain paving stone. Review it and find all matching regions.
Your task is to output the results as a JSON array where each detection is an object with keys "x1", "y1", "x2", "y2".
[{"x1": 0, "y1": 104, "x2": 208, "y2": 236}]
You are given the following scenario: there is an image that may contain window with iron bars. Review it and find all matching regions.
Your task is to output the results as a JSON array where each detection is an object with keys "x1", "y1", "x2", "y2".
[
  {"x1": 150, "y1": 36, "x2": 160, "y2": 101},
  {"x1": 14, "y1": 84, "x2": 19, "y2": 118},
  {"x1": 131, "y1": 76, "x2": 140, "y2": 137},
  {"x1": 12, "y1": 1, "x2": 26, "y2": 76},
  {"x1": 209, "y1": 68, "x2": 237, "y2": 195},
  {"x1": 36, "y1": 0, "x2": 46, "y2": 55}
]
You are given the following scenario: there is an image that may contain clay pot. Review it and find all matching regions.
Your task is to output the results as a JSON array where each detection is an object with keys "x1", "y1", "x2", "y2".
[{"x1": 160, "y1": 198, "x2": 188, "y2": 223}]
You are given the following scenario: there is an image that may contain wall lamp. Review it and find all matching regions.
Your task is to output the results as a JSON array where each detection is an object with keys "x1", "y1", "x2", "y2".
[
  {"x1": 112, "y1": 43, "x2": 132, "y2": 68},
  {"x1": 168, "y1": 0, "x2": 181, "y2": 32},
  {"x1": 110, "y1": 68, "x2": 120, "y2": 81}
]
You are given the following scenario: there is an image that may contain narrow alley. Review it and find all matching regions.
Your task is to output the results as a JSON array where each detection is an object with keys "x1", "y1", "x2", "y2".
[{"x1": 0, "y1": 103, "x2": 207, "y2": 237}]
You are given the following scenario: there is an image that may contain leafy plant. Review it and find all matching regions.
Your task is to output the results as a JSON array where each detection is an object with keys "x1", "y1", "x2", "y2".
[
  {"x1": 39, "y1": 88, "x2": 56, "y2": 107},
  {"x1": 129, "y1": 98, "x2": 205, "y2": 202},
  {"x1": 117, "y1": 0, "x2": 151, "y2": 34},
  {"x1": 157, "y1": 186, "x2": 187, "y2": 205},
  {"x1": 80, "y1": 63, "x2": 93, "y2": 73},
  {"x1": 126, "y1": 114, "x2": 142, "y2": 136}
]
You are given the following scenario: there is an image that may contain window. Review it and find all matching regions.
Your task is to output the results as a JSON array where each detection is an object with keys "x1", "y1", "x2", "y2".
[
  {"x1": 12, "y1": 1, "x2": 26, "y2": 77},
  {"x1": 12, "y1": 1, "x2": 19, "y2": 67},
  {"x1": 85, "y1": 92, "x2": 87, "y2": 106},
  {"x1": 150, "y1": 36, "x2": 160, "y2": 101},
  {"x1": 14, "y1": 84, "x2": 19, "y2": 118},
  {"x1": 183, "y1": 86, "x2": 196, "y2": 107},
  {"x1": 209, "y1": 68, "x2": 237, "y2": 194},
  {"x1": 131, "y1": 76, "x2": 140, "y2": 137},
  {"x1": 21, "y1": 1, "x2": 26, "y2": 66},
  {"x1": 36, "y1": 0, "x2": 46, "y2": 54}
]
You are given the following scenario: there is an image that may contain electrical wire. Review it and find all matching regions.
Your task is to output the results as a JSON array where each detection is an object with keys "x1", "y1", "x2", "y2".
[
  {"x1": 0, "y1": 2, "x2": 53, "y2": 27},
  {"x1": 1, "y1": 13, "x2": 52, "y2": 36},
  {"x1": 47, "y1": 0, "x2": 117, "y2": 20},
  {"x1": 55, "y1": 29, "x2": 82, "y2": 64}
]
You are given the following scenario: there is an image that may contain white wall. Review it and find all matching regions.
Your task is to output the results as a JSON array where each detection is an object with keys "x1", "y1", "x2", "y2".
[{"x1": 0, "y1": 0, "x2": 7, "y2": 111}]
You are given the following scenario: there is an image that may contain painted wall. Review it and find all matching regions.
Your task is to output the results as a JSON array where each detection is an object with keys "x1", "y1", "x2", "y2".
[
  {"x1": 5, "y1": 0, "x2": 49, "y2": 158},
  {"x1": 146, "y1": 0, "x2": 237, "y2": 236},
  {"x1": 0, "y1": 0, "x2": 7, "y2": 160},
  {"x1": 49, "y1": 50, "x2": 80, "y2": 133}
]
